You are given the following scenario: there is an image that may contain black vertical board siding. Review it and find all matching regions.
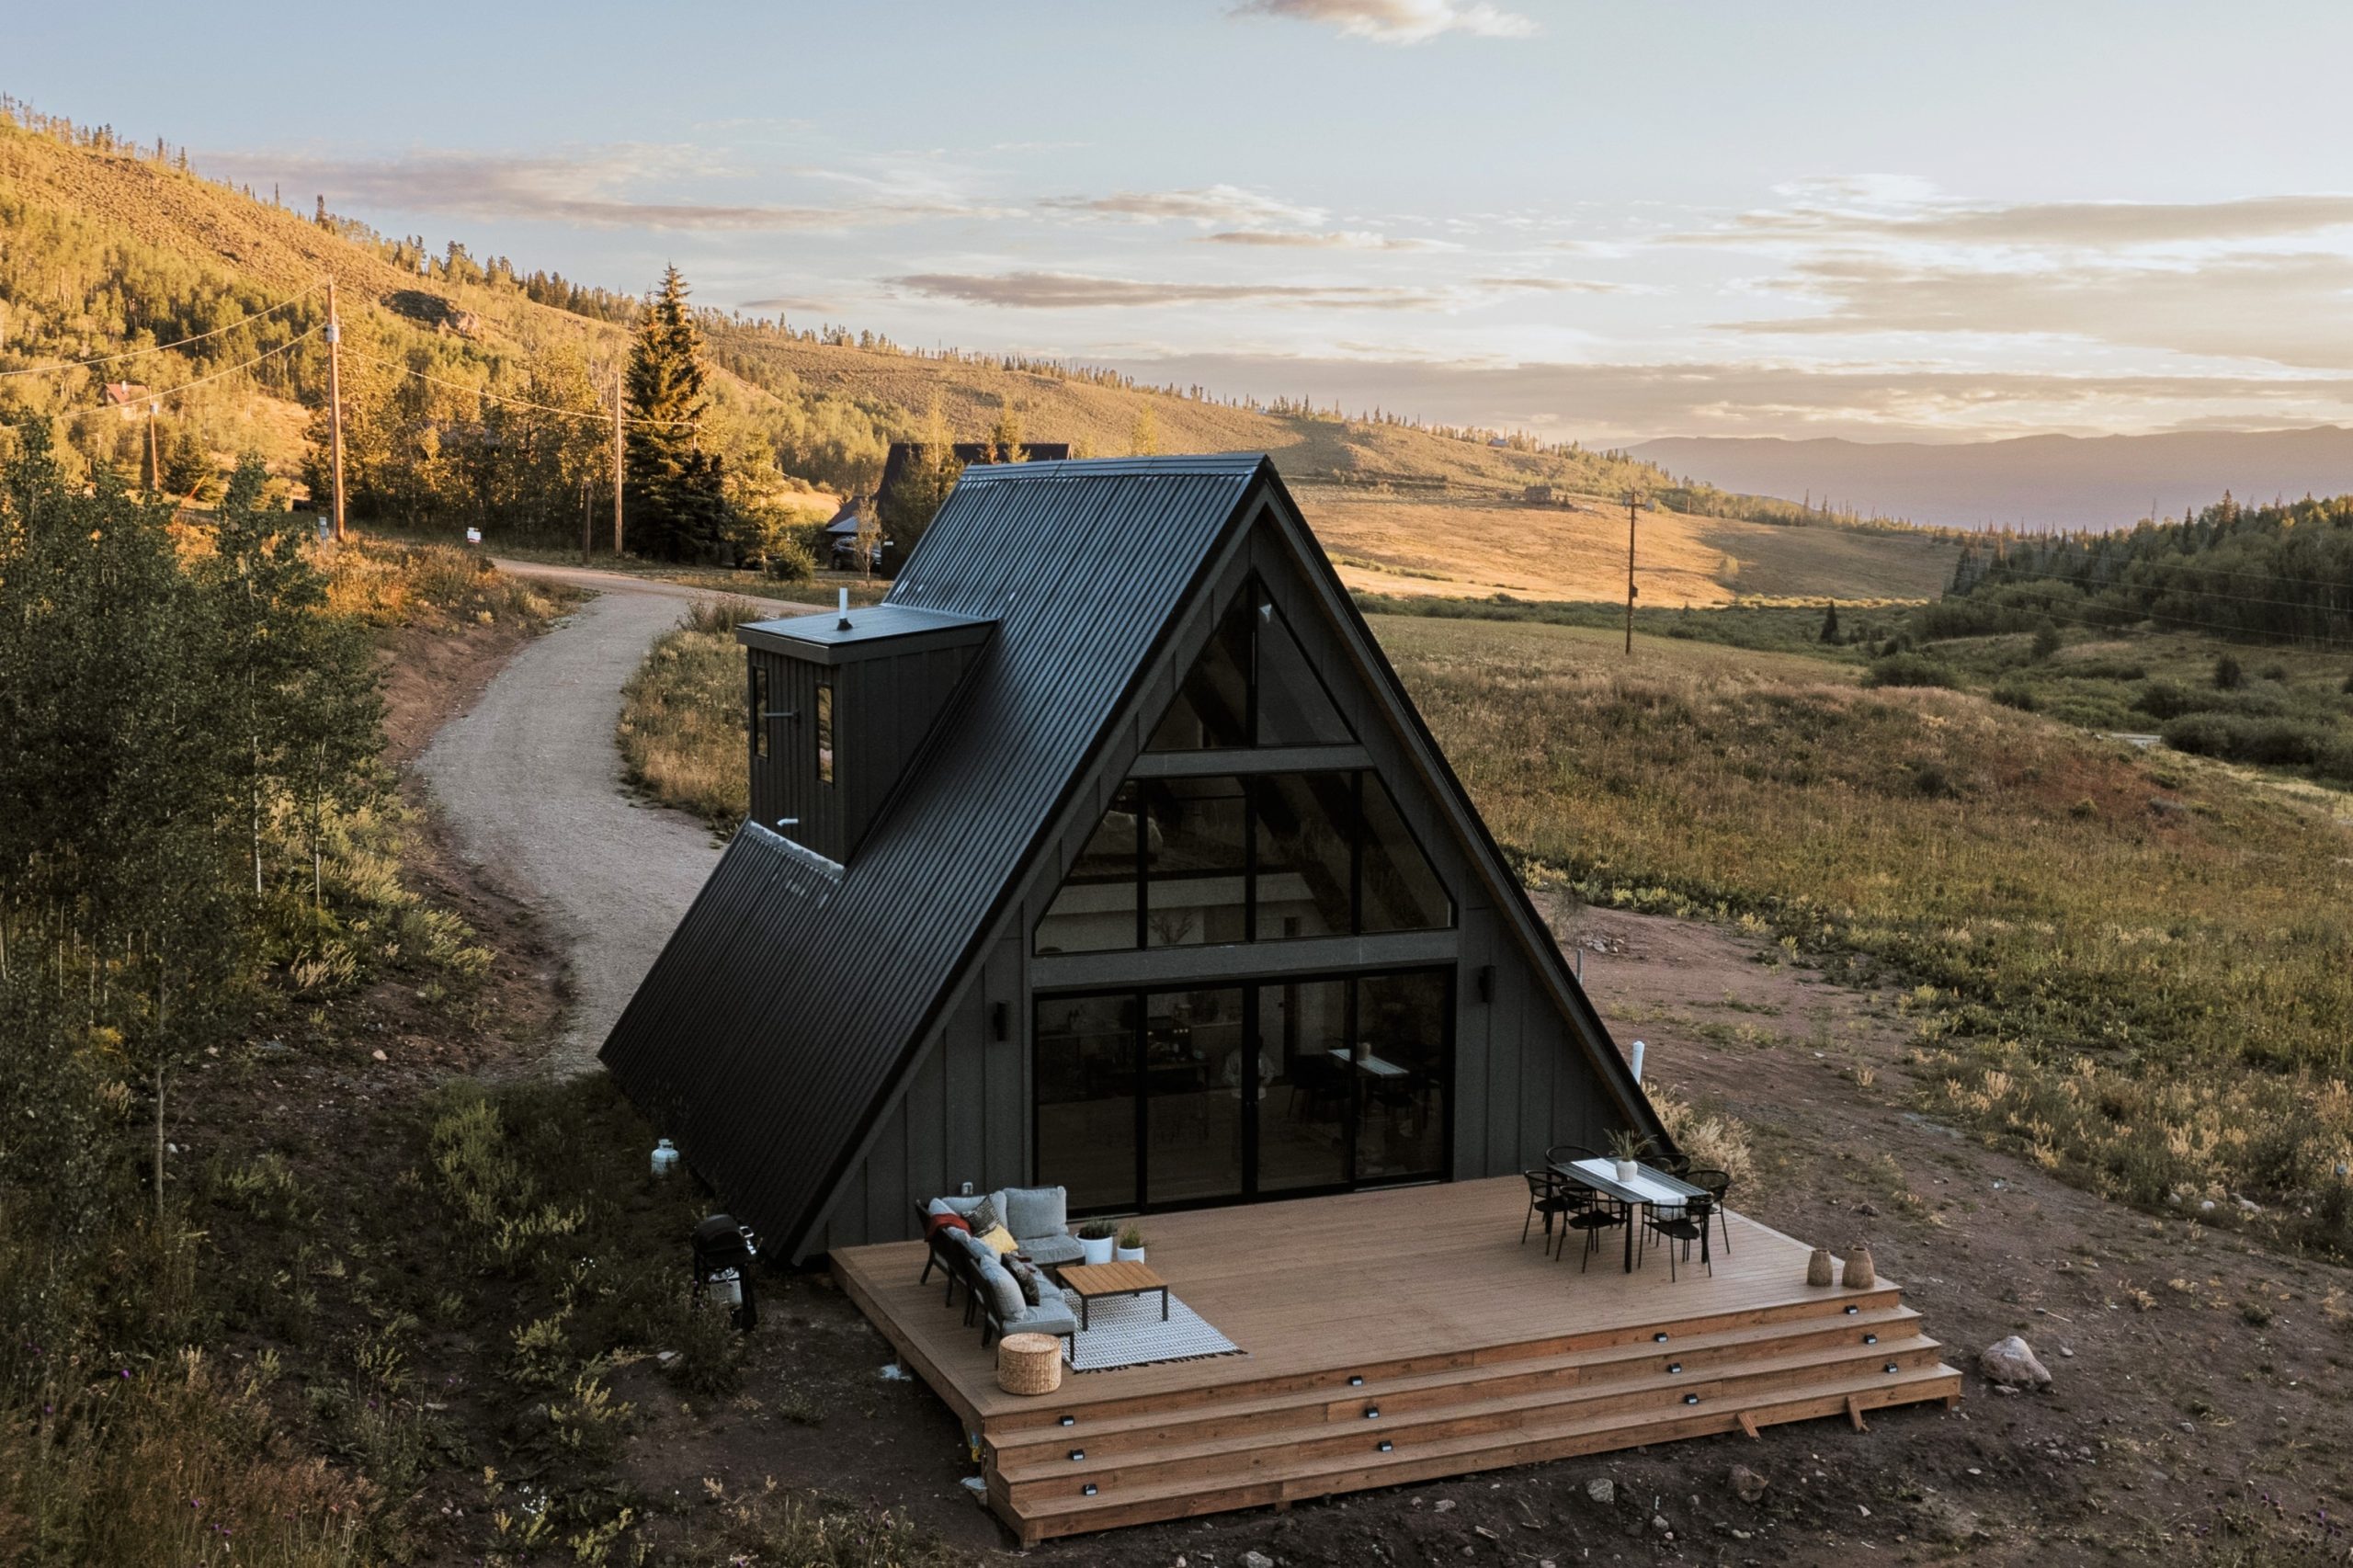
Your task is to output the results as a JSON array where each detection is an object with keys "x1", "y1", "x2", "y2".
[{"x1": 602, "y1": 457, "x2": 1262, "y2": 1257}]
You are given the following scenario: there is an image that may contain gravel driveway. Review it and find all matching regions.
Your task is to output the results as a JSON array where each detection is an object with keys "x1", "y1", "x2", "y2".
[{"x1": 415, "y1": 562, "x2": 780, "y2": 1074}]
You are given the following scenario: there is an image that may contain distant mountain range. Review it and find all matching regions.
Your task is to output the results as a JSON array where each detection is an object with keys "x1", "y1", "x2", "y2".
[{"x1": 1630, "y1": 427, "x2": 2353, "y2": 532}]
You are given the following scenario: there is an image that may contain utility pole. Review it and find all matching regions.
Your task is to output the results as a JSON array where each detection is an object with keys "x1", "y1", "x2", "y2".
[
  {"x1": 147, "y1": 398, "x2": 161, "y2": 496},
  {"x1": 610, "y1": 372, "x2": 625, "y2": 556},
  {"x1": 581, "y1": 472, "x2": 591, "y2": 564},
  {"x1": 325, "y1": 276, "x2": 347, "y2": 542},
  {"x1": 1623, "y1": 489, "x2": 1640, "y2": 655}
]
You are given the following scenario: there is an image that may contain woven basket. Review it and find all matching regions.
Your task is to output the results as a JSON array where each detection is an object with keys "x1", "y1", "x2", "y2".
[
  {"x1": 1841, "y1": 1244, "x2": 1877, "y2": 1290},
  {"x1": 996, "y1": 1332, "x2": 1063, "y2": 1396},
  {"x1": 1805, "y1": 1247, "x2": 1835, "y2": 1287}
]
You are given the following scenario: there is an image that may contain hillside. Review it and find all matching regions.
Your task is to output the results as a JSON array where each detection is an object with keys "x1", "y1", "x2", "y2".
[
  {"x1": 0, "y1": 108, "x2": 1956, "y2": 603},
  {"x1": 1634, "y1": 426, "x2": 2353, "y2": 533}
]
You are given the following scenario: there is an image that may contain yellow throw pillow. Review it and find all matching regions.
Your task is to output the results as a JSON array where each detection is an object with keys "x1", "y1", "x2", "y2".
[{"x1": 976, "y1": 1224, "x2": 1019, "y2": 1256}]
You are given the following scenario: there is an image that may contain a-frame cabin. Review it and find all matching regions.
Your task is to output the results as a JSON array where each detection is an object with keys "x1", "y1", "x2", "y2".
[
  {"x1": 602, "y1": 453, "x2": 1665, "y2": 1258},
  {"x1": 602, "y1": 454, "x2": 1960, "y2": 1540}
]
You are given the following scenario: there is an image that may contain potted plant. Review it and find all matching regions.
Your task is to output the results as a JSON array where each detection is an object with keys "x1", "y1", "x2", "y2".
[
  {"x1": 1115, "y1": 1224, "x2": 1146, "y2": 1264},
  {"x1": 1606, "y1": 1128, "x2": 1654, "y2": 1185},
  {"x1": 1078, "y1": 1221, "x2": 1118, "y2": 1266}
]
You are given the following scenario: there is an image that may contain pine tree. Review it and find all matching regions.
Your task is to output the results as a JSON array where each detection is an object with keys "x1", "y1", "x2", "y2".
[
  {"x1": 1818, "y1": 600, "x2": 1842, "y2": 644},
  {"x1": 623, "y1": 267, "x2": 728, "y2": 560},
  {"x1": 878, "y1": 397, "x2": 962, "y2": 574}
]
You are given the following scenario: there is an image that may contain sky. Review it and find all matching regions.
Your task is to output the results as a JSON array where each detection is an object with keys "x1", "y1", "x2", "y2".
[{"x1": 18, "y1": 0, "x2": 2353, "y2": 445}]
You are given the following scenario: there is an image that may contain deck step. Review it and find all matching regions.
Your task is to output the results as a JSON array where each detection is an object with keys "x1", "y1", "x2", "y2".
[
  {"x1": 996, "y1": 1336, "x2": 1945, "y2": 1502},
  {"x1": 989, "y1": 1303, "x2": 1925, "y2": 1464},
  {"x1": 1003, "y1": 1362, "x2": 1961, "y2": 1539},
  {"x1": 985, "y1": 1285, "x2": 1909, "y2": 1435}
]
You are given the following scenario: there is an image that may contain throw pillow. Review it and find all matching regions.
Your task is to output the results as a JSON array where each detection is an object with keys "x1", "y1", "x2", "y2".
[
  {"x1": 976, "y1": 1258, "x2": 1025, "y2": 1322},
  {"x1": 964, "y1": 1196, "x2": 1004, "y2": 1235},
  {"x1": 974, "y1": 1224, "x2": 1019, "y2": 1256},
  {"x1": 1001, "y1": 1186, "x2": 1068, "y2": 1241},
  {"x1": 1007, "y1": 1257, "x2": 1045, "y2": 1306}
]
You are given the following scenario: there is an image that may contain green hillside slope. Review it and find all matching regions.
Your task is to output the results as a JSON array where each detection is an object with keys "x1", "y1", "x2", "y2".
[{"x1": 0, "y1": 106, "x2": 1956, "y2": 601}]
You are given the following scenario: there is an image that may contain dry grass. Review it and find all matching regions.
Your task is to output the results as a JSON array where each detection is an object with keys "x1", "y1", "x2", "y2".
[
  {"x1": 615, "y1": 598, "x2": 763, "y2": 828},
  {"x1": 1380, "y1": 613, "x2": 2353, "y2": 1249},
  {"x1": 323, "y1": 536, "x2": 566, "y2": 631},
  {"x1": 1310, "y1": 490, "x2": 1958, "y2": 606}
]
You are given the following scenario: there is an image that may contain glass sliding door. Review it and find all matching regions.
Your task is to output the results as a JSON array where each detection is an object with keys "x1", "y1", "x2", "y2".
[
  {"x1": 1035, "y1": 994, "x2": 1139, "y2": 1212},
  {"x1": 1350, "y1": 970, "x2": 1449, "y2": 1184},
  {"x1": 1142, "y1": 987, "x2": 1246, "y2": 1207},
  {"x1": 1036, "y1": 966, "x2": 1451, "y2": 1215},
  {"x1": 1254, "y1": 978, "x2": 1351, "y2": 1193}
]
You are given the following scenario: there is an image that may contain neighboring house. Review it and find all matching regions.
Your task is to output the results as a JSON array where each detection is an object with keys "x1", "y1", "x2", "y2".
[
  {"x1": 821, "y1": 506, "x2": 874, "y2": 571},
  {"x1": 601, "y1": 453, "x2": 1664, "y2": 1263},
  {"x1": 103, "y1": 381, "x2": 153, "y2": 419}
]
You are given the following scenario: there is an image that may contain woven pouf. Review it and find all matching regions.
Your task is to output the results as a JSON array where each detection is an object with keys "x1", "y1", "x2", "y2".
[
  {"x1": 996, "y1": 1332, "x2": 1063, "y2": 1396},
  {"x1": 1842, "y1": 1244, "x2": 1877, "y2": 1290},
  {"x1": 1806, "y1": 1247, "x2": 1836, "y2": 1287}
]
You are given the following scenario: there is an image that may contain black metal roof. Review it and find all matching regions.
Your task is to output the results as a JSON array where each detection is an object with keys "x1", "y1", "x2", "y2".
[
  {"x1": 601, "y1": 454, "x2": 1267, "y2": 1256},
  {"x1": 738, "y1": 603, "x2": 994, "y2": 656}
]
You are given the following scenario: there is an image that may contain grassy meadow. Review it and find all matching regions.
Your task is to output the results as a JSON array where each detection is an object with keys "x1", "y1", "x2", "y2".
[
  {"x1": 1311, "y1": 488, "x2": 1960, "y2": 607},
  {"x1": 617, "y1": 598, "x2": 768, "y2": 828},
  {"x1": 1377, "y1": 612, "x2": 2353, "y2": 1249}
]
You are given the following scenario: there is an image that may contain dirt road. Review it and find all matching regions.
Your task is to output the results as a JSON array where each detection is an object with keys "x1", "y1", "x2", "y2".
[{"x1": 414, "y1": 562, "x2": 769, "y2": 1074}]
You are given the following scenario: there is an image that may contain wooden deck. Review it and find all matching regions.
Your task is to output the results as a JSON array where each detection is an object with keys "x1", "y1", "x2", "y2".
[{"x1": 833, "y1": 1178, "x2": 1960, "y2": 1541}]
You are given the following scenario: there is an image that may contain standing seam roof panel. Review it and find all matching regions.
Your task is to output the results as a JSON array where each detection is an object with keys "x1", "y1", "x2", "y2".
[{"x1": 600, "y1": 457, "x2": 1264, "y2": 1256}]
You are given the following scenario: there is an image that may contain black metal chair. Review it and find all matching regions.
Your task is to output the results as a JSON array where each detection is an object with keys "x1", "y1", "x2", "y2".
[
  {"x1": 1558, "y1": 1185, "x2": 1628, "y2": 1271},
  {"x1": 1521, "y1": 1168, "x2": 1574, "y2": 1248},
  {"x1": 919, "y1": 1228, "x2": 966, "y2": 1298},
  {"x1": 1544, "y1": 1142, "x2": 1597, "y2": 1170},
  {"x1": 1639, "y1": 1192, "x2": 1715, "y2": 1281},
  {"x1": 1684, "y1": 1167, "x2": 1733, "y2": 1254},
  {"x1": 1651, "y1": 1149, "x2": 1694, "y2": 1179}
]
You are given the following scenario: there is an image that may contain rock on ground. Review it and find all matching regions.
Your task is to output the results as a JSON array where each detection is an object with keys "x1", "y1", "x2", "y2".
[{"x1": 1979, "y1": 1335, "x2": 2053, "y2": 1389}]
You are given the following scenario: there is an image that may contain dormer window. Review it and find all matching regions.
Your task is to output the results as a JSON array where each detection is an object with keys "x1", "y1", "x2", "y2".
[{"x1": 816, "y1": 677, "x2": 835, "y2": 785}]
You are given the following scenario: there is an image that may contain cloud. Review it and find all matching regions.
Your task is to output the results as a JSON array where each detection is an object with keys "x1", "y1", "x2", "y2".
[
  {"x1": 1092, "y1": 348, "x2": 2353, "y2": 442},
  {"x1": 205, "y1": 145, "x2": 994, "y2": 232},
  {"x1": 739, "y1": 295, "x2": 835, "y2": 314},
  {"x1": 1474, "y1": 276, "x2": 1629, "y2": 294},
  {"x1": 1197, "y1": 229, "x2": 1452, "y2": 251},
  {"x1": 1040, "y1": 184, "x2": 1325, "y2": 228},
  {"x1": 1231, "y1": 0, "x2": 1538, "y2": 44},
  {"x1": 1690, "y1": 191, "x2": 2353, "y2": 250},
  {"x1": 884, "y1": 270, "x2": 1446, "y2": 311},
  {"x1": 1725, "y1": 250, "x2": 2353, "y2": 369}
]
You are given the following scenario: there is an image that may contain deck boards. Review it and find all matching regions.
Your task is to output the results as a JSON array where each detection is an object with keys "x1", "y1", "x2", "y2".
[{"x1": 830, "y1": 1178, "x2": 1958, "y2": 1541}]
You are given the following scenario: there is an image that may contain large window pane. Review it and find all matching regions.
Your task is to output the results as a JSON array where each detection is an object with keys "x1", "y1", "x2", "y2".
[
  {"x1": 1143, "y1": 987, "x2": 1245, "y2": 1206},
  {"x1": 1253, "y1": 773, "x2": 1354, "y2": 940},
  {"x1": 1035, "y1": 783, "x2": 1141, "y2": 954},
  {"x1": 1350, "y1": 971, "x2": 1449, "y2": 1183},
  {"x1": 1256, "y1": 603, "x2": 1353, "y2": 745},
  {"x1": 1359, "y1": 776, "x2": 1452, "y2": 933},
  {"x1": 1036, "y1": 994, "x2": 1137, "y2": 1212},
  {"x1": 1256, "y1": 979, "x2": 1351, "y2": 1192},
  {"x1": 1146, "y1": 599, "x2": 1251, "y2": 750},
  {"x1": 1143, "y1": 777, "x2": 1247, "y2": 947}
]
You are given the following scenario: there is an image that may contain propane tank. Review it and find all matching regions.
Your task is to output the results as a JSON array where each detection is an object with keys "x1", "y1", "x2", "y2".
[{"x1": 650, "y1": 1138, "x2": 680, "y2": 1178}]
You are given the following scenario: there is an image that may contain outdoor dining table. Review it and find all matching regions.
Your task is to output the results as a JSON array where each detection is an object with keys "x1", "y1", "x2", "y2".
[{"x1": 1551, "y1": 1157, "x2": 1709, "y2": 1274}]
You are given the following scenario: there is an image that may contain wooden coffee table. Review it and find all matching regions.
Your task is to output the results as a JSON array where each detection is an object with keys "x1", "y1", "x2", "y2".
[{"x1": 1054, "y1": 1260, "x2": 1168, "y2": 1329}]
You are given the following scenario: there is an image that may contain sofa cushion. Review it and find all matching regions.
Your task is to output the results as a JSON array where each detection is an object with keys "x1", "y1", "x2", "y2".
[
  {"x1": 930, "y1": 1195, "x2": 983, "y2": 1220},
  {"x1": 1026, "y1": 1224, "x2": 1086, "y2": 1261},
  {"x1": 1024, "y1": 1233, "x2": 1085, "y2": 1267},
  {"x1": 976, "y1": 1257, "x2": 1025, "y2": 1322},
  {"x1": 1001, "y1": 1186, "x2": 1068, "y2": 1241},
  {"x1": 1018, "y1": 1295, "x2": 1078, "y2": 1336}
]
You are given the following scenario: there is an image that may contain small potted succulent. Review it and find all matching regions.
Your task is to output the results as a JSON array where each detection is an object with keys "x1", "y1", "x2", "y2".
[
  {"x1": 1606, "y1": 1128, "x2": 1654, "y2": 1185},
  {"x1": 1077, "y1": 1220, "x2": 1118, "y2": 1266},
  {"x1": 1115, "y1": 1224, "x2": 1146, "y2": 1264}
]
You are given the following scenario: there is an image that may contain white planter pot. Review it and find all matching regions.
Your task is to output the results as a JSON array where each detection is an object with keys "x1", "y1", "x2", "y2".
[
  {"x1": 1114, "y1": 1245, "x2": 1145, "y2": 1264},
  {"x1": 1080, "y1": 1235, "x2": 1115, "y2": 1266},
  {"x1": 1615, "y1": 1159, "x2": 1639, "y2": 1183}
]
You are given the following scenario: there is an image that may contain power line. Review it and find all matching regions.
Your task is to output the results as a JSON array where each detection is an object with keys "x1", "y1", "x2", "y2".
[
  {"x1": 0, "y1": 281, "x2": 324, "y2": 380},
  {"x1": 54, "y1": 327, "x2": 321, "y2": 421}
]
